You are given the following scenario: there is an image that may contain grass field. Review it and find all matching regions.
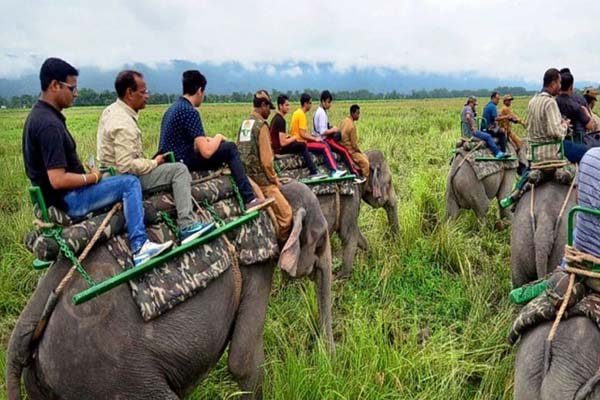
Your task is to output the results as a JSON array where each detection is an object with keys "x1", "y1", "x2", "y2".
[{"x1": 0, "y1": 97, "x2": 530, "y2": 399}]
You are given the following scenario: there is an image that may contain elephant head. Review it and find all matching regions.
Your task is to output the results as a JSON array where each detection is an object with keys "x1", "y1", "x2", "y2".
[
  {"x1": 362, "y1": 150, "x2": 399, "y2": 234},
  {"x1": 279, "y1": 180, "x2": 334, "y2": 350}
]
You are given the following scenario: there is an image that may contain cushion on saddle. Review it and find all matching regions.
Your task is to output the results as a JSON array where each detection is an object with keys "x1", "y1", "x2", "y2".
[
  {"x1": 508, "y1": 270, "x2": 600, "y2": 344},
  {"x1": 25, "y1": 170, "x2": 279, "y2": 321},
  {"x1": 453, "y1": 139, "x2": 519, "y2": 180},
  {"x1": 276, "y1": 153, "x2": 355, "y2": 196}
]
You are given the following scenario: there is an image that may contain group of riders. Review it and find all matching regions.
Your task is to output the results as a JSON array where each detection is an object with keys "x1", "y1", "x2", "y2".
[
  {"x1": 461, "y1": 67, "x2": 600, "y2": 260},
  {"x1": 22, "y1": 57, "x2": 371, "y2": 267}
]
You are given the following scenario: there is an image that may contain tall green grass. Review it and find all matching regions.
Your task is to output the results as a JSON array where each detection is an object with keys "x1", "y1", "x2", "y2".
[{"x1": 0, "y1": 98, "x2": 529, "y2": 399}]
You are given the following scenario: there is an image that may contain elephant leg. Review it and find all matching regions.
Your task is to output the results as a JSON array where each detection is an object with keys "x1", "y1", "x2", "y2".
[
  {"x1": 445, "y1": 183, "x2": 461, "y2": 220},
  {"x1": 339, "y1": 229, "x2": 358, "y2": 279},
  {"x1": 228, "y1": 264, "x2": 275, "y2": 400}
]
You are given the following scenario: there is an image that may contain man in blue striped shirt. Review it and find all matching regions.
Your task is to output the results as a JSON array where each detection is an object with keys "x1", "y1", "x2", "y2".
[{"x1": 574, "y1": 147, "x2": 600, "y2": 257}]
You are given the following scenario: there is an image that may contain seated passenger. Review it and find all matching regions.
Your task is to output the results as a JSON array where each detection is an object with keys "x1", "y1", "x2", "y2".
[
  {"x1": 97, "y1": 70, "x2": 213, "y2": 244},
  {"x1": 238, "y1": 90, "x2": 291, "y2": 242},
  {"x1": 23, "y1": 58, "x2": 172, "y2": 266},
  {"x1": 158, "y1": 70, "x2": 270, "y2": 213},
  {"x1": 313, "y1": 90, "x2": 361, "y2": 177},
  {"x1": 269, "y1": 94, "x2": 326, "y2": 180},
  {"x1": 289, "y1": 93, "x2": 346, "y2": 178},
  {"x1": 527, "y1": 68, "x2": 588, "y2": 164},
  {"x1": 339, "y1": 104, "x2": 369, "y2": 184},
  {"x1": 573, "y1": 147, "x2": 600, "y2": 257},
  {"x1": 461, "y1": 96, "x2": 508, "y2": 159},
  {"x1": 498, "y1": 94, "x2": 526, "y2": 149},
  {"x1": 482, "y1": 91, "x2": 509, "y2": 152},
  {"x1": 583, "y1": 88, "x2": 600, "y2": 133},
  {"x1": 557, "y1": 68, "x2": 595, "y2": 143}
]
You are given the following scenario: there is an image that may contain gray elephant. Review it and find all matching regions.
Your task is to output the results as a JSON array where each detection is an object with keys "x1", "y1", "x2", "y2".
[
  {"x1": 446, "y1": 143, "x2": 526, "y2": 222},
  {"x1": 276, "y1": 150, "x2": 397, "y2": 279},
  {"x1": 362, "y1": 150, "x2": 399, "y2": 235},
  {"x1": 6, "y1": 180, "x2": 332, "y2": 400},
  {"x1": 510, "y1": 182, "x2": 576, "y2": 287},
  {"x1": 514, "y1": 316, "x2": 600, "y2": 399}
]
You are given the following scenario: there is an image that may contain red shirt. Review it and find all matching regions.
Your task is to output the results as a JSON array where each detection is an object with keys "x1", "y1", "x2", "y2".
[{"x1": 269, "y1": 113, "x2": 286, "y2": 153}]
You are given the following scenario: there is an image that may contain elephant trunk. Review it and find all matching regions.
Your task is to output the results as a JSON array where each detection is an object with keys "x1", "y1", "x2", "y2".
[
  {"x1": 314, "y1": 233, "x2": 334, "y2": 352},
  {"x1": 385, "y1": 187, "x2": 400, "y2": 235}
]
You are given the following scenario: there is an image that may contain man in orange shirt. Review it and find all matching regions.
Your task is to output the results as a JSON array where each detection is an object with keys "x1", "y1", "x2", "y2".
[
  {"x1": 289, "y1": 93, "x2": 345, "y2": 178},
  {"x1": 339, "y1": 104, "x2": 369, "y2": 182},
  {"x1": 498, "y1": 94, "x2": 525, "y2": 148}
]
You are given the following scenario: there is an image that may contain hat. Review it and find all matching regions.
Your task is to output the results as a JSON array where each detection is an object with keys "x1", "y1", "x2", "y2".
[
  {"x1": 254, "y1": 90, "x2": 275, "y2": 109},
  {"x1": 465, "y1": 95, "x2": 477, "y2": 105},
  {"x1": 503, "y1": 94, "x2": 514, "y2": 101},
  {"x1": 583, "y1": 88, "x2": 598, "y2": 100}
]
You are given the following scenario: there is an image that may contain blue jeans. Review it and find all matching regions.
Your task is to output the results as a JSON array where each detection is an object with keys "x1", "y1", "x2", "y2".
[
  {"x1": 63, "y1": 175, "x2": 147, "y2": 253},
  {"x1": 473, "y1": 131, "x2": 500, "y2": 155},
  {"x1": 564, "y1": 140, "x2": 590, "y2": 164}
]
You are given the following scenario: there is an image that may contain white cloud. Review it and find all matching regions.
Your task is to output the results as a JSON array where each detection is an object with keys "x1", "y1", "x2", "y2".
[
  {"x1": 1, "y1": 0, "x2": 599, "y2": 83},
  {"x1": 282, "y1": 66, "x2": 303, "y2": 78}
]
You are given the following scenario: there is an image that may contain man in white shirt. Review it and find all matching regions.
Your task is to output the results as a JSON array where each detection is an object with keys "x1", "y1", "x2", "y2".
[{"x1": 313, "y1": 90, "x2": 360, "y2": 176}]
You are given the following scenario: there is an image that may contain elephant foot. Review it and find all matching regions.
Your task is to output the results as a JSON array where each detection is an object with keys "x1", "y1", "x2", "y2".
[{"x1": 334, "y1": 270, "x2": 352, "y2": 281}]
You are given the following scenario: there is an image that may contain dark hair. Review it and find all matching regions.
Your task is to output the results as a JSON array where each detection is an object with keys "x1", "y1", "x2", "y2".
[
  {"x1": 350, "y1": 104, "x2": 360, "y2": 114},
  {"x1": 543, "y1": 68, "x2": 561, "y2": 88},
  {"x1": 560, "y1": 70, "x2": 574, "y2": 91},
  {"x1": 277, "y1": 94, "x2": 289, "y2": 107},
  {"x1": 300, "y1": 93, "x2": 311, "y2": 106},
  {"x1": 182, "y1": 70, "x2": 207, "y2": 95},
  {"x1": 115, "y1": 70, "x2": 143, "y2": 98},
  {"x1": 560, "y1": 67, "x2": 571, "y2": 74},
  {"x1": 39, "y1": 58, "x2": 78, "y2": 91},
  {"x1": 320, "y1": 90, "x2": 333, "y2": 102},
  {"x1": 490, "y1": 91, "x2": 499, "y2": 99}
]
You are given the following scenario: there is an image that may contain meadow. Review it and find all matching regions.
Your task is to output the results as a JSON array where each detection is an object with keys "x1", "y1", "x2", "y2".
[{"x1": 0, "y1": 97, "x2": 530, "y2": 399}]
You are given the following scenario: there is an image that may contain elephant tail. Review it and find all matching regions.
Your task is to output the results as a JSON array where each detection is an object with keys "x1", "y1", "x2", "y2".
[{"x1": 5, "y1": 327, "x2": 26, "y2": 400}]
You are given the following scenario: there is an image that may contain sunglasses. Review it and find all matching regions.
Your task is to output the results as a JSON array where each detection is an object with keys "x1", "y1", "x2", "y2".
[{"x1": 60, "y1": 81, "x2": 77, "y2": 93}]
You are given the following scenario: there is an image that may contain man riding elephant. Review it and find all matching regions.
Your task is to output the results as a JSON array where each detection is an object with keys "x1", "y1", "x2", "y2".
[{"x1": 461, "y1": 96, "x2": 508, "y2": 159}]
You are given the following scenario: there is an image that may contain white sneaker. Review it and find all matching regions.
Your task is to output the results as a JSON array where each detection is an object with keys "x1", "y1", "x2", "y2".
[
  {"x1": 330, "y1": 170, "x2": 347, "y2": 179},
  {"x1": 354, "y1": 176, "x2": 367, "y2": 184},
  {"x1": 133, "y1": 240, "x2": 173, "y2": 266},
  {"x1": 309, "y1": 173, "x2": 328, "y2": 180}
]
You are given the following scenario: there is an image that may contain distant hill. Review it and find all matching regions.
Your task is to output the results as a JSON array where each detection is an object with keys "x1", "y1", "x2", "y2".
[{"x1": 0, "y1": 60, "x2": 550, "y2": 98}]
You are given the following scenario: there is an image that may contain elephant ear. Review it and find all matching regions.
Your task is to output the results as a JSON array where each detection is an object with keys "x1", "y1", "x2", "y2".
[{"x1": 278, "y1": 207, "x2": 306, "y2": 277}]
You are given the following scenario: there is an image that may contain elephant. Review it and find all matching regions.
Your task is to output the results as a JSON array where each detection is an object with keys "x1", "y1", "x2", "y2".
[
  {"x1": 510, "y1": 181, "x2": 576, "y2": 287},
  {"x1": 318, "y1": 149, "x2": 398, "y2": 279},
  {"x1": 6, "y1": 180, "x2": 333, "y2": 400},
  {"x1": 362, "y1": 150, "x2": 399, "y2": 236},
  {"x1": 445, "y1": 143, "x2": 526, "y2": 222},
  {"x1": 514, "y1": 316, "x2": 600, "y2": 400}
]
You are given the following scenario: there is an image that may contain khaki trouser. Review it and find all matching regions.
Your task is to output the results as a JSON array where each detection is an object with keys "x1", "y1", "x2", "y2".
[
  {"x1": 351, "y1": 152, "x2": 370, "y2": 178},
  {"x1": 260, "y1": 184, "x2": 292, "y2": 241},
  {"x1": 507, "y1": 131, "x2": 522, "y2": 149}
]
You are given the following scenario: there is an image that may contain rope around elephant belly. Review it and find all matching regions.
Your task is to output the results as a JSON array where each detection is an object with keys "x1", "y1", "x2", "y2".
[
  {"x1": 223, "y1": 236, "x2": 242, "y2": 309},
  {"x1": 448, "y1": 141, "x2": 484, "y2": 207},
  {"x1": 551, "y1": 165, "x2": 578, "y2": 243},
  {"x1": 334, "y1": 189, "x2": 341, "y2": 232}
]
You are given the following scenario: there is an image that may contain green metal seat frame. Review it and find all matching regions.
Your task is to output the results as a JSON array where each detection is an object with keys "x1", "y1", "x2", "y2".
[
  {"x1": 510, "y1": 205, "x2": 600, "y2": 304},
  {"x1": 530, "y1": 140, "x2": 565, "y2": 163},
  {"x1": 28, "y1": 152, "x2": 260, "y2": 305},
  {"x1": 299, "y1": 174, "x2": 357, "y2": 185}
]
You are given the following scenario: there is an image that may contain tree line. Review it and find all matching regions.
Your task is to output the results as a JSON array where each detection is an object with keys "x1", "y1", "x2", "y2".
[{"x1": 0, "y1": 86, "x2": 558, "y2": 109}]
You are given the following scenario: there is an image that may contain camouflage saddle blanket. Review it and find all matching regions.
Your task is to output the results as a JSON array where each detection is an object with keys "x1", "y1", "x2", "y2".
[
  {"x1": 508, "y1": 270, "x2": 600, "y2": 344},
  {"x1": 25, "y1": 170, "x2": 279, "y2": 321},
  {"x1": 275, "y1": 153, "x2": 355, "y2": 196},
  {"x1": 454, "y1": 139, "x2": 519, "y2": 180}
]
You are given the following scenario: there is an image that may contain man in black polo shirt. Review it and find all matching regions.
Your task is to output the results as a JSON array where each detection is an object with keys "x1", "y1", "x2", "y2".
[
  {"x1": 159, "y1": 70, "x2": 270, "y2": 213},
  {"x1": 270, "y1": 94, "x2": 325, "y2": 180},
  {"x1": 556, "y1": 68, "x2": 594, "y2": 143},
  {"x1": 22, "y1": 58, "x2": 171, "y2": 266}
]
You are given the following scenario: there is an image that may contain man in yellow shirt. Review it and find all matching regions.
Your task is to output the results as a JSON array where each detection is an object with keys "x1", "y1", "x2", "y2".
[
  {"x1": 340, "y1": 104, "x2": 369, "y2": 182},
  {"x1": 289, "y1": 93, "x2": 345, "y2": 178}
]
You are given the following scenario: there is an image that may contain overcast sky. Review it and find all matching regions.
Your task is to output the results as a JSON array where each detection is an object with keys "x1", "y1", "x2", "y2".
[{"x1": 2, "y1": 0, "x2": 599, "y2": 83}]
